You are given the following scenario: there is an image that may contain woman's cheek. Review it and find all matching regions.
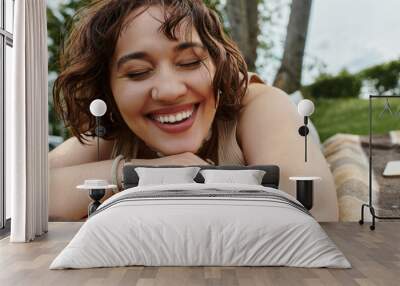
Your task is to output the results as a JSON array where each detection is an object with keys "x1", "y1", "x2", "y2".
[{"x1": 114, "y1": 84, "x2": 147, "y2": 118}]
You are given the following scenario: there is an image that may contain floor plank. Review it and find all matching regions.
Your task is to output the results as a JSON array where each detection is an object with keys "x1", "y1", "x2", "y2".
[{"x1": 0, "y1": 222, "x2": 399, "y2": 286}]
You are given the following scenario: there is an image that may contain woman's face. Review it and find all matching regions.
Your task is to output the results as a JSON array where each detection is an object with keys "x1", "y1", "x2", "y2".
[{"x1": 110, "y1": 5, "x2": 217, "y2": 156}]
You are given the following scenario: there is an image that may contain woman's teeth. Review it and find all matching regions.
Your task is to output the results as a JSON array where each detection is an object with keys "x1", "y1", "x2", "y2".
[{"x1": 152, "y1": 107, "x2": 194, "y2": 124}]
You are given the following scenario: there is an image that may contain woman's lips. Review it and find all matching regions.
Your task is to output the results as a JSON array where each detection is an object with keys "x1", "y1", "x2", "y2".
[
  {"x1": 148, "y1": 103, "x2": 195, "y2": 115},
  {"x1": 148, "y1": 104, "x2": 199, "y2": 134}
]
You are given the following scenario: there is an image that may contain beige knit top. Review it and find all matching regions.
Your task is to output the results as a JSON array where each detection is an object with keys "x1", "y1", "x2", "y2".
[
  {"x1": 216, "y1": 72, "x2": 264, "y2": 165},
  {"x1": 110, "y1": 72, "x2": 265, "y2": 165}
]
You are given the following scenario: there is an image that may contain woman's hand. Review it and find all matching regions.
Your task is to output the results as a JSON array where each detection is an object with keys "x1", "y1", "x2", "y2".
[{"x1": 149, "y1": 152, "x2": 210, "y2": 166}]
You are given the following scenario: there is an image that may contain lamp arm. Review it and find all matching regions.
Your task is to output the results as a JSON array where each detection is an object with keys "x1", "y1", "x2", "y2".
[
  {"x1": 305, "y1": 129, "x2": 307, "y2": 162},
  {"x1": 96, "y1": 116, "x2": 100, "y2": 161},
  {"x1": 297, "y1": 116, "x2": 309, "y2": 163}
]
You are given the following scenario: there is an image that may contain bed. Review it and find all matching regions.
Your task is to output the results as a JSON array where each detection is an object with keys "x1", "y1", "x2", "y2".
[{"x1": 49, "y1": 165, "x2": 350, "y2": 269}]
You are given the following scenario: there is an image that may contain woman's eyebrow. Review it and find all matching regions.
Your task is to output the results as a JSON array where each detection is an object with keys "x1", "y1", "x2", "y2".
[
  {"x1": 174, "y1": 42, "x2": 206, "y2": 52},
  {"x1": 116, "y1": 42, "x2": 206, "y2": 71},
  {"x1": 116, "y1": 52, "x2": 149, "y2": 71}
]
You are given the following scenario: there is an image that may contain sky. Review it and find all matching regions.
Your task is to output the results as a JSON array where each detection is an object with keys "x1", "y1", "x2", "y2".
[
  {"x1": 257, "y1": 0, "x2": 400, "y2": 85},
  {"x1": 47, "y1": 0, "x2": 400, "y2": 86},
  {"x1": 295, "y1": 0, "x2": 400, "y2": 85}
]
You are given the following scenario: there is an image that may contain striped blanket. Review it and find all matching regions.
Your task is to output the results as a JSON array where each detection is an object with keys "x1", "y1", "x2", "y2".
[{"x1": 323, "y1": 132, "x2": 400, "y2": 221}]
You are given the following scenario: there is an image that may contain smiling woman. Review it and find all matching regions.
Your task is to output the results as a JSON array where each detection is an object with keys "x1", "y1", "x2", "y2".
[
  {"x1": 49, "y1": 0, "x2": 338, "y2": 222},
  {"x1": 109, "y1": 7, "x2": 220, "y2": 157}
]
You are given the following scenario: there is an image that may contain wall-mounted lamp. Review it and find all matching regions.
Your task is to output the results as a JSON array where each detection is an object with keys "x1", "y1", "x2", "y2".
[
  {"x1": 77, "y1": 99, "x2": 112, "y2": 216},
  {"x1": 89, "y1": 99, "x2": 107, "y2": 161},
  {"x1": 297, "y1": 99, "x2": 315, "y2": 162}
]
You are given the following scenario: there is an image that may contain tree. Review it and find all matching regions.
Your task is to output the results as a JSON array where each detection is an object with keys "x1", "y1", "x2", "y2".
[
  {"x1": 225, "y1": 0, "x2": 260, "y2": 71},
  {"x1": 47, "y1": 0, "x2": 89, "y2": 75},
  {"x1": 273, "y1": 0, "x2": 313, "y2": 94},
  {"x1": 47, "y1": 0, "x2": 89, "y2": 138}
]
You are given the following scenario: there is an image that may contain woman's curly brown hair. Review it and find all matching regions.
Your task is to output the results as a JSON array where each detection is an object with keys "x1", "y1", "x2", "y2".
[{"x1": 53, "y1": 0, "x2": 249, "y2": 147}]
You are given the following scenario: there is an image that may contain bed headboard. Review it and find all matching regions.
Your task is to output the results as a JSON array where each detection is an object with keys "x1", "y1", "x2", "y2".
[{"x1": 122, "y1": 165, "x2": 280, "y2": 190}]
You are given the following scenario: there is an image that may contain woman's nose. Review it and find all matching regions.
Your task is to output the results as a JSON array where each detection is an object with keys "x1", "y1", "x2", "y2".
[{"x1": 151, "y1": 67, "x2": 187, "y2": 102}]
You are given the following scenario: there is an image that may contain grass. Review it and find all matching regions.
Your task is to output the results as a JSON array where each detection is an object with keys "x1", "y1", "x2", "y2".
[{"x1": 311, "y1": 97, "x2": 400, "y2": 143}]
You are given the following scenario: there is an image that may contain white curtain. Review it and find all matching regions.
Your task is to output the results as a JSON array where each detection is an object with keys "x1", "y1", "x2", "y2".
[{"x1": 7, "y1": 0, "x2": 48, "y2": 242}]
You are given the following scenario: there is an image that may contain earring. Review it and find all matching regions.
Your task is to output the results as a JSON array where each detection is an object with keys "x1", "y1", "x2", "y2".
[
  {"x1": 215, "y1": 89, "x2": 222, "y2": 109},
  {"x1": 205, "y1": 128, "x2": 212, "y2": 142},
  {"x1": 109, "y1": 112, "x2": 115, "y2": 123}
]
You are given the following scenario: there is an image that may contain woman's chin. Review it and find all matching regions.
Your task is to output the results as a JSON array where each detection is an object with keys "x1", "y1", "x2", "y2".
[
  {"x1": 148, "y1": 130, "x2": 204, "y2": 155},
  {"x1": 158, "y1": 147, "x2": 199, "y2": 157}
]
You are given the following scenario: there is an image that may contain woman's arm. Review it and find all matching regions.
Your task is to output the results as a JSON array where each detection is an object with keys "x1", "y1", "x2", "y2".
[
  {"x1": 48, "y1": 134, "x2": 115, "y2": 169},
  {"x1": 237, "y1": 83, "x2": 339, "y2": 222},
  {"x1": 48, "y1": 135, "x2": 114, "y2": 220},
  {"x1": 49, "y1": 146, "x2": 210, "y2": 221},
  {"x1": 49, "y1": 157, "x2": 163, "y2": 221},
  {"x1": 49, "y1": 159, "x2": 115, "y2": 221}
]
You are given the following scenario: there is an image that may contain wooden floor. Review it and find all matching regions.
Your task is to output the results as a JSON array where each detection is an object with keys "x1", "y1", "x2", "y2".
[{"x1": 0, "y1": 222, "x2": 399, "y2": 286}]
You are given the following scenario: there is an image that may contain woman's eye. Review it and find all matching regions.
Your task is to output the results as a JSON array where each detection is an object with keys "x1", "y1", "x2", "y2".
[
  {"x1": 125, "y1": 71, "x2": 150, "y2": 79},
  {"x1": 178, "y1": 60, "x2": 202, "y2": 68}
]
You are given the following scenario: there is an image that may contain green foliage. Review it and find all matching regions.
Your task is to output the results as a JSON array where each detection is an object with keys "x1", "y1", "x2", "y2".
[
  {"x1": 359, "y1": 60, "x2": 400, "y2": 95},
  {"x1": 302, "y1": 59, "x2": 400, "y2": 99},
  {"x1": 47, "y1": 0, "x2": 89, "y2": 138},
  {"x1": 312, "y1": 97, "x2": 400, "y2": 143},
  {"x1": 47, "y1": 0, "x2": 89, "y2": 74},
  {"x1": 302, "y1": 70, "x2": 362, "y2": 99},
  {"x1": 204, "y1": 0, "x2": 221, "y2": 12}
]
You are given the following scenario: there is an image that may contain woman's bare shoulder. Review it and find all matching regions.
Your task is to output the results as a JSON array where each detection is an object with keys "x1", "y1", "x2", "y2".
[
  {"x1": 237, "y1": 83, "x2": 298, "y2": 146},
  {"x1": 241, "y1": 82, "x2": 290, "y2": 107},
  {"x1": 48, "y1": 134, "x2": 116, "y2": 169}
]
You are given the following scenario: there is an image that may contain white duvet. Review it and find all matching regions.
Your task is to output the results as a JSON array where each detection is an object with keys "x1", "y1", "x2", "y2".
[{"x1": 50, "y1": 183, "x2": 351, "y2": 269}]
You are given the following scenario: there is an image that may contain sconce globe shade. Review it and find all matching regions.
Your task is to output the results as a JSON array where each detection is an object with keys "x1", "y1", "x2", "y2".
[
  {"x1": 90, "y1": 99, "x2": 107, "y2": 117},
  {"x1": 297, "y1": 99, "x2": 315, "y2": 117}
]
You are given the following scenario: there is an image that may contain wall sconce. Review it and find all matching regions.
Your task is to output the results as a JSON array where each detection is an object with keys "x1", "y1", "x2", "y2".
[
  {"x1": 77, "y1": 99, "x2": 112, "y2": 216},
  {"x1": 297, "y1": 99, "x2": 315, "y2": 162},
  {"x1": 89, "y1": 99, "x2": 107, "y2": 161}
]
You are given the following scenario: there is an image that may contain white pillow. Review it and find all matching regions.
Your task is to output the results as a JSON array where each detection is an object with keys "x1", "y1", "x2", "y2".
[
  {"x1": 135, "y1": 167, "x2": 200, "y2": 186},
  {"x1": 200, "y1": 169, "x2": 266, "y2": 185}
]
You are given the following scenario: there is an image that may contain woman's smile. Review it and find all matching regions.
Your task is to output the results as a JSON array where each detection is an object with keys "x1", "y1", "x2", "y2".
[{"x1": 146, "y1": 102, "x2": 200, "y2": 134}]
